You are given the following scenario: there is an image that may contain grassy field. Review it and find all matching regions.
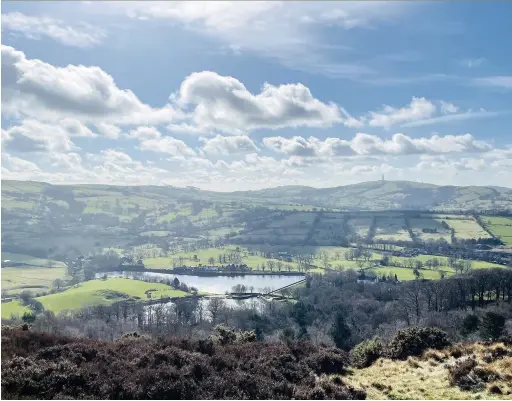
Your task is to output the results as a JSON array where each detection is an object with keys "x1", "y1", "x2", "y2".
[
  {"x1": 139, "y1": 231, "x2": 171, "y2": 237},
  {"x1": 144, "y1": 246, "x2": 300, "y2": 271},
  {"x1": 374, "y1": 216, "x2": 411, "y2": 242},
  {"x1": 1, "y1": 300, "x2": 30, "y2": 319},
  {"x1": 445, "y1": 218, "x2": 490, "y2": 240},
  {"x1": 42, "y1": 278, "x2": 187, "y2": 315},
  {"x1": 344, "y1": 342, "x2": 512, "y2": 400},
  {"x1": 2, "y1": 278, "x2": 189, "y2": 318},
  {"x1": 409, "y1": 217, "x2": 452, "y2": 243},
  {"x1": 347, "y1": 217, "x2": 373, "y2": 238},
  {"x1": 389, "y1": 255, "x2": 505, "y2": 270},
  {"x1": 483, "y1": 216, "x2": 512, "y2": 246},
  {"x1": 1, "y1": 267, "x2": 68, "y2": 295},
  {"x1": 370, "y1": 266, "x2": 449, "y2": 280},
  {"x1": 1, "y1": 252, "x2": 67, "y2": 268}
]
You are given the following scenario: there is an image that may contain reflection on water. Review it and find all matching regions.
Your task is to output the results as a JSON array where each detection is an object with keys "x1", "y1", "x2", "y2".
[
  {"x1": 95, "y1": 271, "x2": 304, "y2": 294},
  {"x1": 144, "y1": 296, "x2": 270, "y2": 322}
]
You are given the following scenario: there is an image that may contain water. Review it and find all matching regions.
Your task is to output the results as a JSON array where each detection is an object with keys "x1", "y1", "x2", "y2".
[{"x1": 95, "y1": 271, "x2": 304, "y2": 294}]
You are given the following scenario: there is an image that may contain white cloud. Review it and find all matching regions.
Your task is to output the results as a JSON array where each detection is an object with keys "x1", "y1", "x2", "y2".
[
  {"x1": 59, "y1": 118, "x2": 97, "y2": 137},
  {"x1": 200, "y1": 134, "x2": 259, "y2": 155},
  {"x1": 473, "y1": 76, "x2": 512, "y2": 90},
  {"x1": 139, "y1": 136, "x2": 196, "y2": 159},
  {"x1": 95, "y1": 123, "x2": 121, "y2": 139},
  {"x1": 401, "y1": 109, "x2": 500, "y2": 128},
  {"x1": 1, "y1": 45, "x2": 177, "y2": 125},
  {"x1": 367, "y1": 97, "x2": 437, "y2": 129},
  {"x1": 1, "y1": 120, "x2": 77, "y2": 153},
  {"x1": 1, "y1": 12, "x2": 106, "y2": 48},
  {"x1": 1, "y1": 153, "x2": 42, "y2": 173},
  {"x1": 359, "y1": 97, "x2": 498, "y2": 129},
  {"x1": 264, "y1": 133, "x2": 492, "y2": 158},
  {"x1": 173, "y1": 71, "x2": 342, "y2": 134},
  {"x1": 96, "y1": 1, "x2": 409, "y2": 79},
  {"x1": 440, "y1": 101, "x2": 459, "y2": 114},
  {"x1": 128, "y1": 126, "x2": 162, "y2": 140}
]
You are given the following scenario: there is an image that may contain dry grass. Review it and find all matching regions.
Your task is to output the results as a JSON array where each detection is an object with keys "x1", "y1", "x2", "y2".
[{"x1": 343, "y1": 342, "x2": 512, "y2": 400}]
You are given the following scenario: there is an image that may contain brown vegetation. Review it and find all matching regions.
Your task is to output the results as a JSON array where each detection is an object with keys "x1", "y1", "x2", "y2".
[{"x1": 1, "y1": 325, "x2": 366, "y2": 400}]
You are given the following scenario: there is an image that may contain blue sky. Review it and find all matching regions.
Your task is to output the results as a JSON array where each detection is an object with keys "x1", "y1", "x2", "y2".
[{"x1": 1, "y1": 1, "x2": 511, "y2": 190}]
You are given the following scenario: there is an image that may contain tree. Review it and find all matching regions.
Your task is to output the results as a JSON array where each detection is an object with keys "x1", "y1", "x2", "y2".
[
  {"x1": 22, "y1": 311, "x2": 36, "y2": 324},
  {"x1": 329, "y1": 312, "x2": 352, "y2": 350},
  {"x1": 52, "y1": 279, "x2": 64, "y2": 291},
  {"x1": 461, "y1": 314, "x2": 479, "y2": 336},
  {"x1": 208, "y1": 256, "x2": 215, "y2": 265},
  {"x1": 480, "y1": 312, "x2": 505, "y2": 340}
]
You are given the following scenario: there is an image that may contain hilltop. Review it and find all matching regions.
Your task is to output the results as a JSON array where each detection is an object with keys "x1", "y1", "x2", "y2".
[{"x1": 2, "y1": 179, "x2": 511, "y2": 212}]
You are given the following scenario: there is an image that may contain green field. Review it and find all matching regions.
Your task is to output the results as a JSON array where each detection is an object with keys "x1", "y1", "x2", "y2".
[
  {"x1": 145, "y1": 245, "x2": 300, "y2": 271},
  {"x1": 1, "y1": 252, "x2": 67, "y2": 268},
  {"x1": 409, "y1": 218, "x2": 452, "y2": 243},
  {"x1": 347, "y1": 217, "x2": 373, "y2": 238},
  {"x1": 139, "y1": 231, "x2": 171, "y2": 237},
  {"x1": 370, "y1": 266, "x2": 448, "y2": 280},
  {"x1": 1, "y1": 300, "x2": 30, "y2": 318},
  {"x1": 483, "y1": 216, "x2": 512, "y2": 246},
  {"x1": 1, "y1": 267, "x2": 68, "y2": 296},
  {"x1": 445, "y1": 218, "x2": 490, "y2": 240},
  {"x1": 1, "y1": 278, "x2": 189, "y2": 318},
  {"x1": 374, "y1": 216, "x2": 411, "y2": 242}
]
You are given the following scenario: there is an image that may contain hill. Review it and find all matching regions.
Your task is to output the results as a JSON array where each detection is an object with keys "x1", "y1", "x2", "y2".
[
  {"x1": 2, "y1": 326, "x2": 511, "y2": 400},
  {"x1": 2, "y1": 179, "x2": 511, "y2": 258},
  {"x1": 3, "y1": 179, "x2": 511, "y2": 213}
]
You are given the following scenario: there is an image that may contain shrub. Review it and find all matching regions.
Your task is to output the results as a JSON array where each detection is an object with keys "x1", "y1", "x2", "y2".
[
  {"x1": 304, "y1": 348, "x2": 349, "y2": 375},
  {"x1": 1, "y1": 326, "x2": 366, "y2": 400},
  {"x1": 350, "y1": 338, "x2": 383, "y2": 368},
  {"x1": 461, "y1": 314, "x2": 479, "y2": 336},
  {"x1": 448, "y1": 358, "x2": 480, "y2": 390},
  {"x1": 386, "y1": 327, "x2": 451, "y2": 360},
  {"x1": 480, "y1": 312, "x2": 506, "y2": 341}
]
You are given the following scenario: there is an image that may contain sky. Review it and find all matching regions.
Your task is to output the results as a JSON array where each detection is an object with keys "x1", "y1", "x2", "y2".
[{"x1": 1, "y1": 1, "x2": 511, "y2": 191}]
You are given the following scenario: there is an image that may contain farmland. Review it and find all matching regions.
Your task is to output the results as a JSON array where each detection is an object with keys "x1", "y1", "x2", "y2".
[
  {"x1": 374, "y1": 216, "x2": 410, "y2": 242},
  {"x1": 444, "y1": 217, "x2": 490, "y2": 240},
  {"x1": 1, "y1": 278, "x2": 189, "y2": 318},
  {"x1": 1, "y1": 266, "x2": 68, "y2": 296},
  {"x1": 409, "y1": 217, "x2": 452, "y2": 243},
  {"x1": 483, "y1": 216, "x2": 512, "y2": 246}
]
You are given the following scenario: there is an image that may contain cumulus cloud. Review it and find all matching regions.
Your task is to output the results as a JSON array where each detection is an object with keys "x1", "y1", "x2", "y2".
[
  {"x1": 264, "y1": 133, "x2": 492, "y2": 158},
  {"x1": 1, "y1": 45, "x2": 177, "y2": 125},
  {"x1": 125, "y1": 125, "x2": 196, "y2": 158},
  {"x1": 1, "y1": 120, "x2": 78, "y2": 153},
  {"x1": 359, "y1": 97, "x2": 498, "y2": 129},
  {"x1": 172, "y1": 71, "x2": 342, "y2": 134},
  {"x1": 1, "y1": 12, "x2": 106, "y2": 48},
  {"x1": 95, "y1": 123, "x2": 121, "y2": 139},
  {"x1": 440, "y1": 101, "x2": 459, "y2": 114},
  {"x1": 367, "y1": 97, "x2": 437, "y2": 129},
  {"x1": 200, "y1": 134, "x2": 259, "y2": 155}
]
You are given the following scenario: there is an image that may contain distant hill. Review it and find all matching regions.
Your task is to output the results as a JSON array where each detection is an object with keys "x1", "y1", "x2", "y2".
[{"x1": 2, "y1": 179, "x2": 511, "y2": 212}]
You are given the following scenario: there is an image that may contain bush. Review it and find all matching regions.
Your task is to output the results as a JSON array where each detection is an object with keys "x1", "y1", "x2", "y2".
[
  {"x1": 350, "y1": 338, "x2": 383, "y2": 368},
  {"x1": 461, "y1": 314, "x2": 479, "y2": 336},
  {"x1": 304, "y1": 348, "x2": 349, "y2": 375},
  {"x1": 480, "y1": 312, "x2": 506, "y2": 341},
  {"x1": 386, "y1": 327, "x2": 451, "y2": 360},
  {"x1": 449, "y1": 358, "x2": 480, "y2": 390},
  {"x1": 1, "y1": 326, "x2": 367, "y2": 400}
]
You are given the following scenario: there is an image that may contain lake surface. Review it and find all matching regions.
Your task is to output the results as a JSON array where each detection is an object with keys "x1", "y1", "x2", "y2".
[{"x1": 95, "y1": 271, "x2": 304, "y2": 294}]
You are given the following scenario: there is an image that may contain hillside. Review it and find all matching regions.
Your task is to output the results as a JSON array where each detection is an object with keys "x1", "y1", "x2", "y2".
[
  {"x1": 3, "y1": 179, "x2": 511, "y2": 213},
  {"x1": 2, "y1": 179, "x2": 511, "y2": 258},
  {"x1": 2, "y1": 326, "x2": 511, "y2": 400}
]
